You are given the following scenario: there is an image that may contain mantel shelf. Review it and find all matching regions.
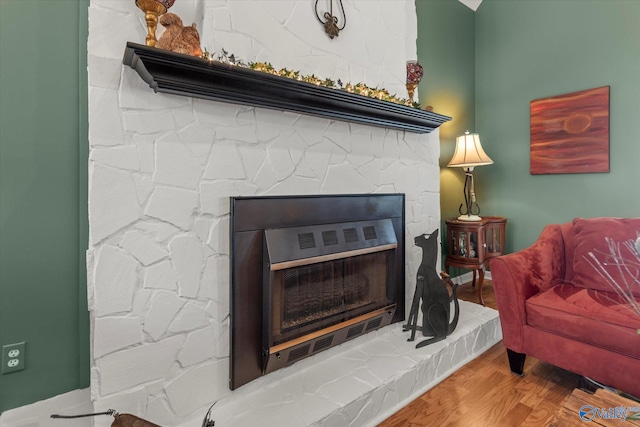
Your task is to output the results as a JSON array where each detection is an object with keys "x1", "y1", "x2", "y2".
[{"x1": 123, "y1": 42, "x2": 452, "y2": 134}]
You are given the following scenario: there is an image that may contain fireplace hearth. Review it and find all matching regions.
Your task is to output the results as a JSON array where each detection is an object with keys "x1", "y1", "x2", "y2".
[{"x1": 230, "y1": 194, "x2": 405, "y2": 389}]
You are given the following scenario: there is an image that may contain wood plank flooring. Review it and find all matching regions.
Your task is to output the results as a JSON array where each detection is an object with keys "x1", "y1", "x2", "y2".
[{"x1": 378, "y1": 280, "x2": 582, "y2": 427}]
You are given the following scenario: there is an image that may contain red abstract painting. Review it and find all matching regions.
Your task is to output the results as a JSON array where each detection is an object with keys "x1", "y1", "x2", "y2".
[{"x1": 530, "y1": 86, "x2": 609, "y2": 174}]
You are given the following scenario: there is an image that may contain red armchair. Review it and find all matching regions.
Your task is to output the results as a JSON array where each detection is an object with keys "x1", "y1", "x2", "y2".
[{"x1": 490, "y1": 217, "x2": 640, "y2": 398}]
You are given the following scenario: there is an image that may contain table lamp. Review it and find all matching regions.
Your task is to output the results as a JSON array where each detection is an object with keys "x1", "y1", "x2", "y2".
[{"x1": 447, "y1": 131, "x2": 494, "y2": 221}]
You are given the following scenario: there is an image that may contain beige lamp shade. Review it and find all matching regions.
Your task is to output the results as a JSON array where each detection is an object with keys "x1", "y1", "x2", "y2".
[{"x1": 447, "y1": 131, "x2": 493, "y2": 169}]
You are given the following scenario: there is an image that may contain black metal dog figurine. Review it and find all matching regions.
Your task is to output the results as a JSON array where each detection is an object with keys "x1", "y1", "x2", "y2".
[{"x1": 404, "y1": 230, "x2": 460, "y2": 348}]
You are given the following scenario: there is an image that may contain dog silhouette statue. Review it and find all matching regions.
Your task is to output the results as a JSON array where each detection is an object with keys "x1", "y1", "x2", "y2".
[{"x1": 403, "y1": 229, "x2": 460, "y2": 348}]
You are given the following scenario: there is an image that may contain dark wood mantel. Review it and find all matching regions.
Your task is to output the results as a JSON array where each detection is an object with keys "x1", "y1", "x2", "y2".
[{"x1": 123, "y1": 42, "x2": 452, "y2": 133}]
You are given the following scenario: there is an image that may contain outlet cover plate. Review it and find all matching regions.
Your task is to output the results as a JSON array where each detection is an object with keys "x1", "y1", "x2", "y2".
[{"x1": 2, "y1": 342, "x2": 26, "y2": 374}]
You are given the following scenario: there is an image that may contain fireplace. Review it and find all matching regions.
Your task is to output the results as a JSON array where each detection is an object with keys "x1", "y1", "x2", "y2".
[{"x1": 230, "y1": 194, "x2": 405, "y2": 389}]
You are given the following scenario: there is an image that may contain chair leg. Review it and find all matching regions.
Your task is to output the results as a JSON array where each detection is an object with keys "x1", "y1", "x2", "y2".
[{"x1": 507, "y1": 349, "x2": 526, "y2": 376}]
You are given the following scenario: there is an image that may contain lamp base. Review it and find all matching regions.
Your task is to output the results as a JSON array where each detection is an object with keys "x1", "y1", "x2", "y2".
[{"x1": 457, "y1": 214, "x2": 482, "y2": 222}]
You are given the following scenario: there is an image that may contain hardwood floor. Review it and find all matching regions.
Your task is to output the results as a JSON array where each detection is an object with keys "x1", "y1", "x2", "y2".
[{"x1": 378, "y1": 280, "x2": 582, "y2": 427}]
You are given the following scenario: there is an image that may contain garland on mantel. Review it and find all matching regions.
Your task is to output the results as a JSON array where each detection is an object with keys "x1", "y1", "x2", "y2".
[{"x1": 205, "y1": 48, "x2": 421, "y2": 109}]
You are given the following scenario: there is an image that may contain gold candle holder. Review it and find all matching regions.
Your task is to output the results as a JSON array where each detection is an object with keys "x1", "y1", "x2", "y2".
[
  {"x1": 406, "y1": 82, "x2": 418, "y2": 103},
  {"x1": 135, "y1": 0, "x2": 172, "y2": 47}
]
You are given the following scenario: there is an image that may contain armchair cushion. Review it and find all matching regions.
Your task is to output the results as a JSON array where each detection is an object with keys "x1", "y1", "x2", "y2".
[
  {"x1": 572, "y1": 217, "x2": 640, "y2": 297},
  {"x1": 527, "y1": 284, "x2": 640, "y2": 359}
]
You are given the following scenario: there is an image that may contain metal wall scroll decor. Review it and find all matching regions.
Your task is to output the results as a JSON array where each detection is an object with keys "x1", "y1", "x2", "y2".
[{"x1": 315, "y1": 0, "x2": 346, "y2": 39}]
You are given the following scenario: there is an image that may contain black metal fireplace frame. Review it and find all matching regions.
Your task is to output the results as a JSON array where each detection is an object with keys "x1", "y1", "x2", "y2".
[{"x1": 229, "y1": 194, "x2": 405, "y2": 390}]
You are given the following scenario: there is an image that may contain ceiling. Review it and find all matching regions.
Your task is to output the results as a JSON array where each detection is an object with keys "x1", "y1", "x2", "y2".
[{"x1": 459, "y1": 0, "x2": 482, "y2": 11}]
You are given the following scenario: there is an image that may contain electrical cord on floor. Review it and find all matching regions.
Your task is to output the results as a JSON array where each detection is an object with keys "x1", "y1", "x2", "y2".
[
  {"x1": 201, "y1": 400, "x2": 217, "y2": 427},
  {"x1": 51, "y1": 409, "x2": 117, "y2": 419}
]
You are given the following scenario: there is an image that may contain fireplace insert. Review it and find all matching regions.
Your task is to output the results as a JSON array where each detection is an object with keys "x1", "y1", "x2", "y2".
[
  {"x1": 230, "y1": 194, "x2": 405, "y2": 389},
  {"x1": 262, "y1": 219, "x2": 398, "y2": 374}
]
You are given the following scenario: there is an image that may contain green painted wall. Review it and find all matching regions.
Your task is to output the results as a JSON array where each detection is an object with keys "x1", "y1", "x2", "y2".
[
  {"x1": 0, "y1": 0, "x2": 89, "y2": 413},
  {"x1": 476, "y1": 0, "x2": 640, "y2": 252},
  {"x1": 416, "y1": 0, "x2": 476, "y2": 272}
]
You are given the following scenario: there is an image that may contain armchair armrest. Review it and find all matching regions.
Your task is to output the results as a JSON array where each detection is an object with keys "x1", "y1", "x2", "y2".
[{"x1": 489, "y1": 224, "x2": 567, "y2": 351}]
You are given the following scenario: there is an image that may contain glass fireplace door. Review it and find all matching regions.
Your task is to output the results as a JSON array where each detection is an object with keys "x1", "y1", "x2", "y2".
[{"x1": 269, "y1": 250, "x2": 394, "y2": 346}]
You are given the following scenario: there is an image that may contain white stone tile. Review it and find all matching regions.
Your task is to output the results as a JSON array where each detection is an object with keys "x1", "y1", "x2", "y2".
[
  {"x1": 169, "y1": 235, "x2": 204, "y2": 298},
  {"x1": 88, "y1": 6, "x2": 139, "y2": 60},
  {"x1": 154, "y1": 135, "x2": 204, "y2": 189},
  {"x1": 172, "y1": 105, "x2": 196, "y2": 130},
  {"x1": 318, "y1": 411, "x2": 348, "y2": 427},
  {"x1": 144, "y1": 260, "x2": 178, "y2": 291},
  {"x1": 213, "y1": 318, "x2": 230, "y2": 359},
  {"x1": 193, "y1": 99, "x2": 239, "y2": 127},
  {"x1": 89, "y1": 164, "x2": 141, "y2": 244},
  {"x1": 229, "y1": 1, "x2": 312, "y2": 66},
  {"x1": 215, "y1": 122, "x2": 258, "y2": 144},
  {"x1": 143, "y1": 291, "x2": 185, "y2": 341},
  {"x1": 169, "y1": 302, "x2": 208, "y2": 333},
  {"x1": 145, "y1": 186, "x2": 199, "y2": 230},
  {"x1": 164, "y1": 359, "x2": 230, "y2": 418},
  {"x1": 348, "y1": 137, "x2": 375, "y2": 168},
  {"x1": 93, "y1": 316, "x2": 143, "y2": 359},
  {"x1": 357, "y1": 158, "x2": 382, "y2": 186},
  {"x1": 252, "y1": 161, "x2": 278, "y2": 191},
  {"x1": 96, "y1": 335, "x2": 184, "y2": 396},
  {"x1": 134, "y1": 134, "x2": 156, "y2": 173},
  {"x1": 193, "y1": 216, "x2": 214, "y2": 244},
  {"x1": 268, "y1": 142, "x2": 295, "y2": 181},
  {"x1": 145, "y1": 397, "x2": 174, "y2": 427},
  {"x1": 200, "y1": 181, "x2": 238, "y2": 216},
  {"x1": 88, "y1": 55, "x2": 121, "y2": 90},
  {"x1": 298, "y1": 393, "x2": 341, "y2": 426},
  {"x1": 322, "y1": 164, "x2": 376, "y2": 194},
  {"x1": 212, "y1": 6, "x2": 232, "y2": 31},
  {"x1": 178, "y1": 326, "x2": 216, "y2": 367},
  {"x1": 123, "y1": 110, "x2": 176, "y2": 135},
  {"x1": 206, "y1": 217, "x2": 230, "y2": 255},
  {"x1": 199, "y1": 257, "x2": 229, "y2": 313},
  {"x1": 231, "y1": 400, "x2": 306, "y2": 427},
  {"x1": 283, "y1": 133, "x2": 305, "y2": 166},
  {"x1": 329, "y1": 143, "x2": 348, "y2": 165},
  {"x1": 177, "y1": 123, "x2": 215, "y2": 165},
  {"x1": 295, "y1": 155, "x2": 317, "y2": 178},
  {"x1": 133, "y1": 173, "x2": 154, "y2": 204},
  {"x1": 266, "y1": 175, "x2": 322, "y2": 195},
  {"x1": 295, "y1": 115, "x2": 333, "y2": 141},
  {"x1": 254, "y1": 109, "x2": 299, "y2": 143},
  {"x1": 93, "y1": 245, "x2": 138, "y2": 317},
  {"x1": 304, "y1": 140, "x2": 333, "y2": 178},
  {"x1": 135, "y1": 221, "x2": 180, "y2": 243},
  {"x1": 120, "y1": 230, "x2": 167, "y2": 266},
  {"x1": 204, "y1": 142, "x2": 247, "y2": 180},
  {"x1": 238, "y1": 144, "x2": 267, "y2": 182},
  {"x1": 131, "y1": 289, "x2": 153, "y2": 319},
  {"x1": 317, "y1": 376, "x2": 373, "y2": 408},
  {"x1": 89, "y1": 87, "x2": 125, "y2": 147}
]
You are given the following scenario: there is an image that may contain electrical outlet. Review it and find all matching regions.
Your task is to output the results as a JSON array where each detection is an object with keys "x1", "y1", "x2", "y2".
[{"x1": 2, "y1": 342, "x2": 26, "y2": 374}]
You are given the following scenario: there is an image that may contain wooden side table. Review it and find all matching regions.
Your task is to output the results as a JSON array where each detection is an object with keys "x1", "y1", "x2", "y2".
[{"x1": 444, "y1": 216, "x2": 507, "y2": 306}]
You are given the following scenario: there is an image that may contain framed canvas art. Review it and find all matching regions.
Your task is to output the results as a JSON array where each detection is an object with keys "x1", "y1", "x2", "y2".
[{"x1": 530, "y1": 86, "x2": 610, "y2": 174}]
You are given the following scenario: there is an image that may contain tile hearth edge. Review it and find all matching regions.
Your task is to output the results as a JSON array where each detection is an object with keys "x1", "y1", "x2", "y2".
[{"x1": 177, "y1": 300, "x2": 501, "y2": 427}]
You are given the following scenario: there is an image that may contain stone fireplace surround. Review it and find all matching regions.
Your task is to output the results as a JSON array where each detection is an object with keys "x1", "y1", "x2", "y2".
[{"x1": 82, "y1": 1, "x2": 502, "y2": 426}]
